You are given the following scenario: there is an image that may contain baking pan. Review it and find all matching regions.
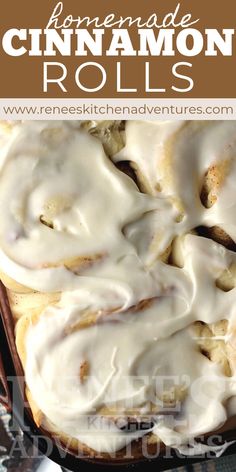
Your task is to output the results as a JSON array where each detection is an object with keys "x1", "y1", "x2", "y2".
[{"x1": 1, "y1": 281, "x2": 236, "y2": 471}]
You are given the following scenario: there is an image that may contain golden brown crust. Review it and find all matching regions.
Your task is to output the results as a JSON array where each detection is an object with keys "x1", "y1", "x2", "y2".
[
  {"x1": 193, "y1": 320, "x2": 232, "y2": 377},
  {"x1": 7, "y1": 289, "x2": 60, "y2": 321},
  {"x1": 42, "y1": 253, "x2": 105, "y2": 274},
  {"x1": 207, "y1": 226, "x2": 236, "y2": 250},
  {"x1": 0, "y1": 271, "x2": 33, "y2": 293},
  {"x1": 81, "y1": 120, "x2": 125, "y2": 157},
  {"x1": 79, "y1": 360, "x2": 90, "y2": 384},
  {"x1": 201, "y1": 160, "x2": 231, "y2": 209}
]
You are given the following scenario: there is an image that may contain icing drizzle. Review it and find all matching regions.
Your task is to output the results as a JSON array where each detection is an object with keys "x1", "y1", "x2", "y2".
[{"x1": 0, "y1": 120, "x2": 236, "y2": 454}]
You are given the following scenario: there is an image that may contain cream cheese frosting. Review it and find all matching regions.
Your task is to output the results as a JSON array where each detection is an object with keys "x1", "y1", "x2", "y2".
[{"x1": 1, "y1": 120, "x2": 236, "y2": 455}]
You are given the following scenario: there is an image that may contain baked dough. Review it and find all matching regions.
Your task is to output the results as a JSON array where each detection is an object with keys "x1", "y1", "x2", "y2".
[{"x1": 1, "y1": 120, "x2": 236, "y2": 459}]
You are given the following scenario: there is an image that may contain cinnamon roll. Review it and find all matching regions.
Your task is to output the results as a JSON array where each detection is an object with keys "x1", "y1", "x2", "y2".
[{"x1": 1, "y1": 120, "x2": 236, "y2": 460}]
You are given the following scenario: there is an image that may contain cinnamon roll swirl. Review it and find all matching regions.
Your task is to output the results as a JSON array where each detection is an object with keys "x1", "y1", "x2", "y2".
[{"x1": 1, "y1": 120, "x2": 236, "y2": 460}]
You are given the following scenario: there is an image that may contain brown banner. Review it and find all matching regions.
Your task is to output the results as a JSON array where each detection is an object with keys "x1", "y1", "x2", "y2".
[{"x1": 0, "y1": 0, "x2": 236, "y2": 98}]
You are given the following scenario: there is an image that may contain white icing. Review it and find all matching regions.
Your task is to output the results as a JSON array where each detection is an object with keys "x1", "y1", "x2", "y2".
[
  {"x1": 0, "y1": 120, "x2": 236, "y2": 454},
  {"x1": 24, "y1": 237, "x2": 236, "y2": 453}
]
